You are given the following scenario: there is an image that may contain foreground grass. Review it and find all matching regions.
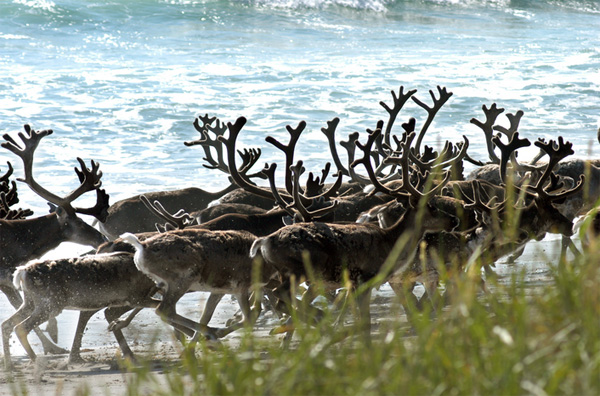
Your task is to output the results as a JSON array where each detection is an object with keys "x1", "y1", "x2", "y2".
[{"x1": 122, "y1": 241, "x2": 599, "y2": 396}]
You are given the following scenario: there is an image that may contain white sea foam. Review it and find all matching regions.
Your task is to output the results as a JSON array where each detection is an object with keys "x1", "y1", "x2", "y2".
[{"x1": 13, "y1": 0, "x2": 56, "y2": 12}]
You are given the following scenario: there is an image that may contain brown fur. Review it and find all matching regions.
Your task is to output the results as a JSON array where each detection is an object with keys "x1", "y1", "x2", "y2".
[{"x1": 2, "y1": 252, "x2": 158, "y2": 369}]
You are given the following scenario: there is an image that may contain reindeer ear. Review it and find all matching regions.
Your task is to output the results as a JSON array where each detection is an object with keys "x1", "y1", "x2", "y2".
[
  {"x1": 54, "y1": 205, "x2": 67, "y2": 220},
  {"x1": 47, "y1": 202, "x2": 58, "y2": 213}
]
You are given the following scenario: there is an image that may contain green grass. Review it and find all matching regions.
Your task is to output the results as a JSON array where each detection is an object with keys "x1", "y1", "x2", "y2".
[{"x1": 120, "y1": 236, "x2": 599, "y2": 396}]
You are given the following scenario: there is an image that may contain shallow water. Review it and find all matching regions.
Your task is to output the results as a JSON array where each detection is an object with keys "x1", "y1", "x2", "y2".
[{"x1": 0, "y1": 0, "x2": 599, "y2": 358}]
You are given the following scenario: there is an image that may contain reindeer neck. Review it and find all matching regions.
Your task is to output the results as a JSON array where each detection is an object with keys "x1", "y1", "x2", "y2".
[
  {"x1": 383, "y1": 208, "x2": 424, "y2": 245},
  {"x1": 2, "y1": 213, "x2": 63, "y2": 265},
  {"x1": 213, "y1": 182, "x2": 239, "y2": 198}
]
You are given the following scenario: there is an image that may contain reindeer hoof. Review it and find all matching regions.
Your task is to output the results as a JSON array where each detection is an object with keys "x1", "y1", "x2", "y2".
[
  {"x1": 225, "y1": 317, "x2": 242, "y2": 327},
  {"x1": 270, "y1": 323, "x2": 295, "y2": 335},
  {"x1": 43, "y1": 343, "x2": 68, "y2": 355},
  {"x1": 46, "y1": 319, "x2": 59, "y2": 343},
  {"x1": 68, "y1": 354, "x2": 86, "y2": 365},
  {"x1": 196, "y1": 326, "x2": 220, "y2": 342}
]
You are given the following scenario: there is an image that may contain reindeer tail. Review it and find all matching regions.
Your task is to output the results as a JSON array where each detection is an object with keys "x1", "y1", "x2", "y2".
[
  {"x1": 12, "y1": 265, "x2": 28, "y2": 291},
  {"x1": 249, "y1": 237, "x2": 265, "y2": 258},
  {"x1": 120, "y1": 232, "x2": 143, "y2": 252}
]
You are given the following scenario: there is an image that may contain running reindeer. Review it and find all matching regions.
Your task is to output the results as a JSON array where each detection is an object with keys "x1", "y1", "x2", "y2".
[{"x1": 0, "y1": 125, "x2": 108, "y2": 363}]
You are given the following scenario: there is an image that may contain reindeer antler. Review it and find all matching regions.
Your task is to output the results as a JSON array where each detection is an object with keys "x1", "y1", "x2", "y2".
[
  {"x1": 186, "y1": 115, "x2": 230, "y2": 173},
  {"x1": 306, "y1": 163, "x2": 329, "y2": 197},
  {"x1": 412, "y1": 86, "x2": 453, "y2": 154},
  {"x1": 492, "y1": 132, "x2": 531, "y2": 186},
  {"x1": 0, "y1": 162, "x2": 14, "y2": 184},
  {"x1": 340, "y1": 132, "x2": 371, "y2": 185},
  {"x1": 351, "y1": 127, "x2": 408, "y2": 198},
  {"x1": 470, "y1": 103, "x2": 505, "y2": 164},
  {"x1": 530, "y1": 137, "x2": 585, "y2": 200},
  {"x1": 287, "y1": 161, "x2": 338, "y2": 222},
  {"x1": 220, "y1": 117, "x2": 285, "y2": 202},
  {"x1": 140, "y1": 195, "x2": 195, "y2": 232},
  {"x1": 320, "y1": 117, "x2": 350, "y2": 177},
  {"x1": 265, "y1": 121, "x2": 306, "y2": 195},
  {"x1": 2, "y1": 125, "x2": 106, "y2": 218},
  {"x1": 0, "y1": 190, "x2": 33, "y2": 220},
  {"x1": 379, "y1": 86, "x2": 417, "y2": 149}
]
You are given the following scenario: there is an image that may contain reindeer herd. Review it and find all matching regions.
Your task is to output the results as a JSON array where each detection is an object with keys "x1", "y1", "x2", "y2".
[{"x1": 1, "y1": 86, "x2": 598, "y2": 370}]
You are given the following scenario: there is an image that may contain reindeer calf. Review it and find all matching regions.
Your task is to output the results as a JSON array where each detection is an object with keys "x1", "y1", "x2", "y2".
[{"x1": 1, "y1": 252, "x2": 158, "y2": 369}]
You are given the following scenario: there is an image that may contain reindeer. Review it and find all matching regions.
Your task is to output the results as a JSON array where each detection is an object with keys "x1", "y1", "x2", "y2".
[
  {"x1": 1, "y1": 252, "x2": 162, "y2": 370},
  {"x1": 0, "y1": 125, "x2": 108, "y2": 357},
  {"x1": 119, "y1": 227, "x2": 276, "y2": 342},
  {"x1": 99, "y1": 185, "x2": 239, "y2": 240}
]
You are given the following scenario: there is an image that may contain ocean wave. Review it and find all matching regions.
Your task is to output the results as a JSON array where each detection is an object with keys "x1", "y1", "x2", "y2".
[
  {"x1": 3, "y1": 0, "x2": 599, "y2": 23},
  {"x1": 13, "y1": 0, "x2": 57, "y2": 12},
  {"x1": 243, "y1": 0, "x2": 600, "y2": 13},
  {"x1": 249, "y1": 0, "x2": 391, "y2": 12}
]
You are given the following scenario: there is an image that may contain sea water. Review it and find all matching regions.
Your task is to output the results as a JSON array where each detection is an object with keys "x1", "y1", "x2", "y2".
[
  {"x1": 1, "y1": 0, "x2": 599, "y2": 214},
  {"x1": 0, "y1": 0, "x2": 599, "y2": 355}
]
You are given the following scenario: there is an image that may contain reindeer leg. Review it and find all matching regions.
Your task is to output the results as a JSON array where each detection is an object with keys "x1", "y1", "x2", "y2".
[
  {"x1": 296, "y1": 284, "x2": 326, "y2": 326},
  {"x1": 45, "y1": 317, "x2": 58, "y2": 343},
  {"x1": 269, "y1": 278, "x2": 298, "y2": 346},
  {"x1": 0, "y1": 285, "x2": 66, "y2": 355},
  {"x1": 68, "y1": 310, "x2": 98, "y2": 364},
  {"x1": 506, "y1": 244, "x2": 526, "y2": 263},
  {"x1": 225, "y1": 289, "x2": 268, "y2": 327},
  {"x1": 105, "y1": 307, "x2": 139, "y2": 362},
  {"x1": 2, "y1": 298, "x2": 35, "y2": 370},
  {"x1": 201, "y1": 293, "x2": 224, "y2": 326},
  {"x1": 0, "y1": 284, "x2": 23, "y2": 309},
  {"x1": 109, "y1": 287, "x2": 161, "y2": 332},
  {"x1": 419, "y1": 272, "x2": 442, "y2": 315},
  {"x1": 271, "y1": 277, "x2": 293, "y2": 316},
  {"x1": 107, "y1": 308, "x2": 142, "y2": 332},
  {"x1": 356, "y1": 288, "x2": 372, "y2": 344},
  {"x1": 562, "y1": 235, "x2": 581, "y2": 260},
  {"x1": 250, "y1": 289, "x2": 264, "y2": 323},
  {"x1": 14, "y1": 304, "x2": 54, "y2": 364},
  {"x1": 33, "y1": 323, "x2": 67, "y2": 355},
  {"x1": 332, "y1": 288, "x2": 351, "y2": 328},
  {"x1": 269, "y1": 278, "x2": 327, "y2": 345},
  {"x1": 157, "y1": 287, "x2": 219, "y2": 341},
  {"x1": 262, "y1": 287, "x2": 284, "y2": 319},
  {"x1": 215, "y1": 290, "x2": 254, "y2": 338},
  {"x1": 389, "y1": 281, "x2": 420, "y2": 317}
]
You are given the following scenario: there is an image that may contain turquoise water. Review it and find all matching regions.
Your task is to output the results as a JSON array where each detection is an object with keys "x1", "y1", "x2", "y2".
[{"x1": 1, "y1": 0, "x2": 599, "y2": 214}]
